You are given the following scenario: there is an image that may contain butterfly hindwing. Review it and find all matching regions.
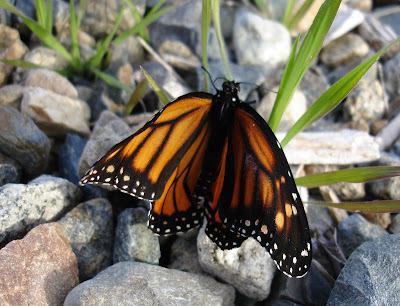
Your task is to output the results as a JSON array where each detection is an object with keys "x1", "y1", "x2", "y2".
[
  {"x1": 80, "y1": 93, "x2": 213, "y2": 201},
  {"x1": 203, "y1": 137, "x2": 247, "y2": 249},
  {"x1": 148, "y1": 119, "x2": 211, "y2": 235}
]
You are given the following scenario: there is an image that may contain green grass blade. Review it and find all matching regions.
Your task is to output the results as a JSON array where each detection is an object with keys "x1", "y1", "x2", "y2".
[
  {"x1": 288, "y1": 0, "x2": 314, "y2": 31},
  {"x1": 211, "y1": 0, "x2": 232, "y2": 80},
  {"x1": 114, "y1": 3, "x2": 176, "y2": 45},
  {"x1": 141, "y1": 66, "x2": 170, "y2": 105},
  {"x1": 2, "y1": 59, "x2": 44, "y2": 69},
  {"x1": 202, "y1": 0, "x2": 211, "y2": 92},
  {"x1": 296, "y1": 166, "x2": 400, "y2": 188},
  {"x1": 85, "y1": 4, "x2": 125, "y2": 70},
  {"x1": 34, "y1": 0, "x2": 46, "y2": 27},
  {"x1": 282, "y1": 0, "x2": 295, "y2": 26},
  {"x1": 307, "y1": 200, "x2": 400, "y2": 213},
  {"x1": 0, "y1": 0, "x2": 73, "y2": 62},
  {"x1": 281, "y1": 37, "x2": 400, "y2": 147},
  {"x1": 268, "y1": 35, "x2": 299, "y2": 127},
  {"x1": 76, "y1": 0, "x2": 85, "y2": 28},
  {"x1": 125, "y1": 78, "x2": 148, "y2": 116},
  {"x1": 69, "y1": 0, "x2": 81, "y2": 69},
  {"x1": 91, "y1": 67, "x2": 131, "y2": 92},
  {"x1": 45, "y1": 0, "x2": 53, "y2": 32},
  {"x1": 268, "y1": 0, "x2": 341, "y2": 132}
]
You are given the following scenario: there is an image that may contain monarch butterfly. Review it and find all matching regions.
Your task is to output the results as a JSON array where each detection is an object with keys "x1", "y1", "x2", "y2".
[{"x1": 80, "y1": 80, "x2": 311, "y2": 278}]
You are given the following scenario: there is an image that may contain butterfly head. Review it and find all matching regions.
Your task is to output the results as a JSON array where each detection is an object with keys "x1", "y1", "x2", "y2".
[{"x1": 221, "y1": 80, "x2": 240, "y2": 96}]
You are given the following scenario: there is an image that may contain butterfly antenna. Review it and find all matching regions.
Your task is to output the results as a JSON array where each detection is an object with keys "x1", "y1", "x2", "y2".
[{"x1": 201, "y1": 66, "x2": 218, "y2": 91}]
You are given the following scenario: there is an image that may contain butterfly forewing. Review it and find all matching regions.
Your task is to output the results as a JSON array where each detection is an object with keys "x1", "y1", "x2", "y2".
[
  {"x1": 212, "y1": 104, "x2": 311, "y2": 278},
  {"x1": 80, "y1": 93, "x2": 213, "y2": 201}
]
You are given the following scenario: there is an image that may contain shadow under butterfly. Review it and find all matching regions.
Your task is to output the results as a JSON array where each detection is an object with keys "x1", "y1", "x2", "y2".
[{"x1": 80, "y1": 80, "x2": 312, "y2": 278}]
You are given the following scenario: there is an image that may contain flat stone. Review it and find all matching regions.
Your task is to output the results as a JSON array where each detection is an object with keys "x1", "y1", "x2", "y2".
[
  {"x1": 21, "y1": 87, "x2": 91, "y2": 137},
  {"x1": 24, "y1": 68, "x2": 78, "y2": 99},
  {"x1": 64, "y1": 262, "x2": 235, "y2": 305},
  {"x1": 0, "y1": 223, "x2": 78, "y2": 305},
  {"x1": 278, "y1": 129, "x2": 380, "y2": 165}
]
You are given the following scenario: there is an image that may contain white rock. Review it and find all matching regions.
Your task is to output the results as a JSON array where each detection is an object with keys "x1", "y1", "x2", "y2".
[
  {"x1": 197, "y1": 224, "x2": 276, "y2": 301},
  {"x1": 279, "y1": 129, "x2": 380, "y2": 165},
  {"x1": 233, "y1": 7, "x2": 291, "y2": 69}
]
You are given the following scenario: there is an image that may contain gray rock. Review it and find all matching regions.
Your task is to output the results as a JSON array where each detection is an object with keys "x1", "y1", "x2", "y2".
[
  {"x1": 114, "y1": 207, "x2": 160, "y2": 265},
  {"x1": 21, "y1": 87, "x2": 91, "y2": 137},
  {"x1": 59, "y1": 134, "x2": 88, "y2": 185},
  {"x1": 0, "y1": 106, "x2": 51, "y2": 178},
  {"x1": 383, "y1": 51, "x2": 400, "y2": 100},
  {"x1": 24, "y1": 68, "x2": 78, "y2": 99},
  {"x1": 358, "y1": 14, "x2": 399, "y2": 60},
  {"x1": 346, "y1": 0, "x2": 372, "y2": 12},
  {"x1": 0, "y1": 152, "x2": 22, "y2": 186},
  {"x1": 327, "y1": 234, "x2": 400, "y2": 305},
  {"x1": 197, "y1": 224, "x2": 276, "y2": 301},
  {"x1": 139, "y1": 61, "x2": 191, "y2": 101},
  {"x1": 233, "y1": 7, "x2": 290, "y2": 69},
  {"x1": 21, "y1": 46, "x2": 69, "y2": 71},
  {"x1": 323, "y1": 5, "x2": 365, "y2": 46},
  {"x1": 327, "y1": 52, "x2": 378, "y2": 85},
  {"x1": 369, "y1": 176, "x2": 400, "y2": 201},
  {"x1": 0, "y1": 84, "x2": 25, "y2": 109},
  {"x1": 64, "y1": 262, "x2": 235, "y2": 306},
  {"x1": 79, "y1": 0, "x2": 145, "y2": 39},
  {"x1": 374, "y1": 4, "x2": 400, "y2": 37},
  {"x1": 368, "y1": 152, "x2": 400, "y2": 200},
  {"x1": 0, "y1": 175, "x2": 82, "y2": 247},
  {"x1": 388, "y1": 213, "x2": 400, "y2": 234},
  {"x1": 257, "y1": 87, "x2": 307, "y2": 133},
  {"x1": 78, "y1": 111, "x2": 133, "y2": 177},
  {"x1": 330, "y1": 181, "x2": 366, "y2": 201},
  {"x1": 299, "y1": 67, "x2": 331, "y2": 108},
  {"x1": 343, "y1": 80, "x2": 386, "y2": 125},
  {"x1": 168, "y1": 232, "x2": 204, "y2": 275},
  {"x1": 320, "y1": 33, "x2": 370, "y2": 68},
  {"x1": 306, "y1": 205, "x2": 336, "y2": 236},
  {"x1": 57, "y1": 198, "x2": 114, "y2": 281},
  {"x1": 337, "y1": 213, "x2": 387, "y2": 258}
]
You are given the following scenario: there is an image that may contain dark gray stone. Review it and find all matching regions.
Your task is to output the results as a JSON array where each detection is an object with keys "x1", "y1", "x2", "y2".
[
  {"x1": 337, "y1": 213, "x2": 387, "y2": 258},
  {"x1": 59, "y1": 134, "x2": 88, "y2": 185},
  {"x1": 0, "y1": 106, "x2": 51, "y2": 178},
  {"x1": 57, "y1": 198, "x2": 114, "y2": 281},
  {"x1": 113, "y1": 207, "x2": 160, "y2": 265},
  {"x1": 327, "y1": 234, "x2": 400, "y2": 305}
]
